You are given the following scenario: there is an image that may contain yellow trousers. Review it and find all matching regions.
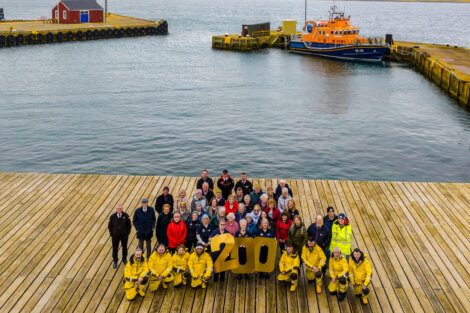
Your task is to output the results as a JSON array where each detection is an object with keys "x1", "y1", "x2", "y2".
[{"x1": 149, "y1": 273, "x2": 174, "y2": 291}]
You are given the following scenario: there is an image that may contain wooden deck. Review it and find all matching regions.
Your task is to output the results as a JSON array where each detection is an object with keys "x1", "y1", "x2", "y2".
[{"x1": 0, "y1": 172, "x2": 469, "y2": 313}]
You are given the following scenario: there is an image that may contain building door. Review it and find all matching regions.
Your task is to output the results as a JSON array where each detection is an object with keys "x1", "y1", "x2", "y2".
[{"x1": 80, "y1": 10, "x2": 89, "y2": 23}]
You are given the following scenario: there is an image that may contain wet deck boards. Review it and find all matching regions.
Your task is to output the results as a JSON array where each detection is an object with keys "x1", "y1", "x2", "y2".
[{"x1": 0, "y1": 172, "x2": 468, "y2": 313}]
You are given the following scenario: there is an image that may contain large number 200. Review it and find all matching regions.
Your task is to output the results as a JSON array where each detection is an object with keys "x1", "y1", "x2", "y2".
[{"x1": 210, "y1": 234, "x2": 278, "y2": 273}]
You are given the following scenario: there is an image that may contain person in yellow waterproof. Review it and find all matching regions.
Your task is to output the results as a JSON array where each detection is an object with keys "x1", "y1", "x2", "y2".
[
  {"x1": 123, "y1": 248, "x2": 149, "y2": 300},
  {"x1": 329, "y1": 213, "x2": 352, "y2": 257},
  {"x1": 328, "y1": 247, "x2": 349, "y2": 301},
  {"x1": 188, "y1": 243, "x2": 213, "y2": 288},
  {"x1": 172, "y1": 244, "x2": 191, "y2": 287},
  {"x1": 148, "y1": 243, "x2": 174, "y2": 291},
  {"x1": 277, "y1": 243, "x2": 301, "y2": 292},
  {"x1": 349, "y1": 248, "x2": 373, "y2": 304},
  {"x1": 302, "y1": 237, "x2": 326, "y2": 294}
]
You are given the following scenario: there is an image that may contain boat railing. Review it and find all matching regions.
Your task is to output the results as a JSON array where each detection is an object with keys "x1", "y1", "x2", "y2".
[{"x1": 366, "y1": 37, "x2": 386, "y2": 45}]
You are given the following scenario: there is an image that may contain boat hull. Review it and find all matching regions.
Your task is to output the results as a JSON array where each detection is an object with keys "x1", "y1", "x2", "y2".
[{"x1": 289, "y1": 40, "x2": 389, "y2": 62}]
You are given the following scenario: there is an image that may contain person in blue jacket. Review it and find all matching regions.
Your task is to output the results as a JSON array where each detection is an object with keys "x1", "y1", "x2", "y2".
[{"x1": 132, "y1": 198, "x2": 156, "y2": 258}]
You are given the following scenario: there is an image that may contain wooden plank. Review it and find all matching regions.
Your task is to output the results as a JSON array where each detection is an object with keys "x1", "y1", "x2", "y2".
[{"x1": 0, "y1": 174, "x2": 469, "y2": 313}]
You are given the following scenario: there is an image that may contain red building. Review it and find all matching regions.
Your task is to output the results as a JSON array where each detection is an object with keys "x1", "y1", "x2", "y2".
[{"x1": 52, "y1": 0, "x2": 104, "y2": 24}]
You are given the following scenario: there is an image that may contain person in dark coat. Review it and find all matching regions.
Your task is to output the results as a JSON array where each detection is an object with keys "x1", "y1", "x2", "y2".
[
  {"x1": 155, "y1": 186, "x2": 174, "y2": 214},
  {"x1": 186, "y1": 212, "x2": 201, "y2": 251},
  {"x1": 307, "y1": 214, "x2": 331, "y2": 253},
  {"x1": 234, "y1": 172, "x2": 253, "y2": 196},
  {"x1": 274, "y1": 179, "x2": 293, "y2": 200},
  {"x1": 201, "y1": 182, "x2": 214, "y2": 204},
  {"x1": 217, "y1": 169, "x2": 234, "y2": 200},
  {"x1": 323, "y1": 206, "x2": 338, "y2": 271},
  {"x1": 109, "y1": 204, "x2": 132, "y2": 268},
  {"x1": 132, "y1": 198, "x2": 156, "y2": 258},
  {"x1": 155, "y1": 204, "x2": 173, "y2": 247},
  {"x1": 197, "y1": 169, "x2": 214, "y2": 190}
]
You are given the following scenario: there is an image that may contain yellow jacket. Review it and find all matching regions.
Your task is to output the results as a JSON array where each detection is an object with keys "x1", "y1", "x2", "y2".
[
  {"x1": 172, "y1": 251, "x2": 190, "y2": 272},
  {"x1": 279, "y1": 251, "x2": 300, "y2": 273},
  {"x1": 148, "y1": 251, "x2": 173, "y2": 277},
  {"x1": 302, "y1": 245, "x2": 326, "y2": 269},
  {"x1": 124, "y1": 254, "x2": 149, "y2": 281},
  {"x1": 188, "y1": 251, "x2": 213, "y2": 277},
  {"x1": 349, "y1": 255, "x2": 372, "y2": 285},
  {"x1": 329, "y1": 255, "x2": 348, "y2": 278},
  {"x1": 330, "y1": 222, "x2": 352, "y2": 255}
]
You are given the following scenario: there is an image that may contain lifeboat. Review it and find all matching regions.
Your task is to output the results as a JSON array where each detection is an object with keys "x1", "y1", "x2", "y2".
[{"x1": 289, "y1": 5, "x2": 390, "y2": 62}]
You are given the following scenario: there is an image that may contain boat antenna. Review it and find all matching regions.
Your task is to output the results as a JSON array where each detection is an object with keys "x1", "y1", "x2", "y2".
[{"x1": 304, "y1": 0, "x2": 307, "y2": 25}]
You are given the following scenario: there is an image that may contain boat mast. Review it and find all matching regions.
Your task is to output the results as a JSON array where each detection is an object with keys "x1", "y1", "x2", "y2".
[{"x1": 304, "y1": 0, "x2": 307, "y2": 25}]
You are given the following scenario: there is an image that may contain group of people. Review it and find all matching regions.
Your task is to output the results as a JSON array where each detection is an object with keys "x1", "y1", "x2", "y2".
[{"x1": 108, "y1": 169, "x2": 372, "y2": 304}]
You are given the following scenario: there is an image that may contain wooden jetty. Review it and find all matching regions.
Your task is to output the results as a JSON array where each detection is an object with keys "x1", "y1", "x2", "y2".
[
  {"x1": 0, "y1": 172, "x2": 468, "y2": 312},
  {"x1": 0, "y1": 13, "x2": 168, "y2": 48}
]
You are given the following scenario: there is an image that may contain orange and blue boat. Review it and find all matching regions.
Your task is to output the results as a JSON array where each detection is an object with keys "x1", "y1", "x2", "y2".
[{"x1": 289, "y1": 5, "x2": 390, "y2": 62}]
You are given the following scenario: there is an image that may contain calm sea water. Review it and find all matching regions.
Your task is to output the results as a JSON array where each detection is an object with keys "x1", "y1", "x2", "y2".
[{"x1": 0, "y1": 0, "x2": 469, "y2": 182}]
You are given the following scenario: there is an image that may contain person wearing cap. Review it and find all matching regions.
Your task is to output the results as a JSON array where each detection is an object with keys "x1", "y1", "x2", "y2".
[
  {"x1": 217, "y1": 170, "x2": 234, "y2": 200},
  {"x1": 302, "y1": 237, "x2": 327, "y2": 294},
  {"x1": 188, "y1": 243, "x2": 213, "y2": 288},
  {"x1": 196, "y1": 214, "x2": 214, "y2": 250},
  {"x1": 123, "y1": 248, "x2": 149, "y2": 300},
  {"x1": 277, "y1": 243, "x2": 301, "y2": 291},
  {"x1": 148, "y1": 243, "x2": 174, "y2": 291},
  {"x1": 349, "y1": 248, "x2": 373, "y2": 304},
  {"x1": 307, "y1": 215, "x2": 330, "y2": 253},
  {"x1": 156, "y1": 204, "x2": 173, "y2": 248},
  {"x1": 191, "y1": 189, "x2": 207, "y2": 211},
  {"x1": 329, "y1": 213, "x2": 352, "y2": 257},
  {"x1": 201, "y1": 182, "x2": 214, "y2": 205},
  {"x1": 155, "y1": 186, "x2": 174, "y2": 214},
  {"x1": 172, "y1": 244, "x2": 191, "y2": 287},
  {"x1": 234, "y1": 172, "x2": 253, "y2": 196},
  {"x1": 132, "y1": 198, "x2": 156, "y2": 258},
  {"x1": 197, "y1": 169, "x2": 214, "y2": 191},
  {"x1": 274, "y1": 179, "x2": 293, "y2": 200},
  {"x1": 328, "y1": 247, "x2": 349, "y2": 301},
  {"x1": 166, "y1": 212, "x2": 187, "y2": 253},
  {"x1": 109, "y1": 204, "x2": 132, "y2": 268}
]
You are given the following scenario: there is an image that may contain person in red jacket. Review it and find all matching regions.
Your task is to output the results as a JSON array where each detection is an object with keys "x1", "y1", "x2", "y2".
[
  {"x1": 167, "y1": 213, "x2": 187, "y2": 253},
  {"x1": 265, "y1": 199, "x2": 281, "y2": 227},
  {"x1": 224, "y1": 195, "x2": 239, "y2": 215},
  {"x1": 276, "y1": 212, "x2": 292, "y2": 251}
]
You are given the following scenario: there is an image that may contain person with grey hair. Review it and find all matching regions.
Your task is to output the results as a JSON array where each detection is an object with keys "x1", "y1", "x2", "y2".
[
  {"x1": 191, "y1": 189, "x2": 207, "y2": 211},
  {"x1": 196, "y1": 214, "x2": 213, "y2": 251},
  {"x1": 277, "y1": 187, "x2": 293, "y2": 213},
  {"x1": 225, "y1": 212, "x2": 239, "y2": 235},
  {"x1": 201, "y1": 182, "x2": 214, "y2": 204},
  {"x1": 275, "y1": 179, "x2": 293, "y2": 200},
  {"x1": 109, "y1": 204, "x2": 132, "y2": 268}
]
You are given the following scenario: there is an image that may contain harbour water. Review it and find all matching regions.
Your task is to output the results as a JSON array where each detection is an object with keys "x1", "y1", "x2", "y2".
[{"x1": 0, "y1": 0, "x2": 469, "y2": 181}]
